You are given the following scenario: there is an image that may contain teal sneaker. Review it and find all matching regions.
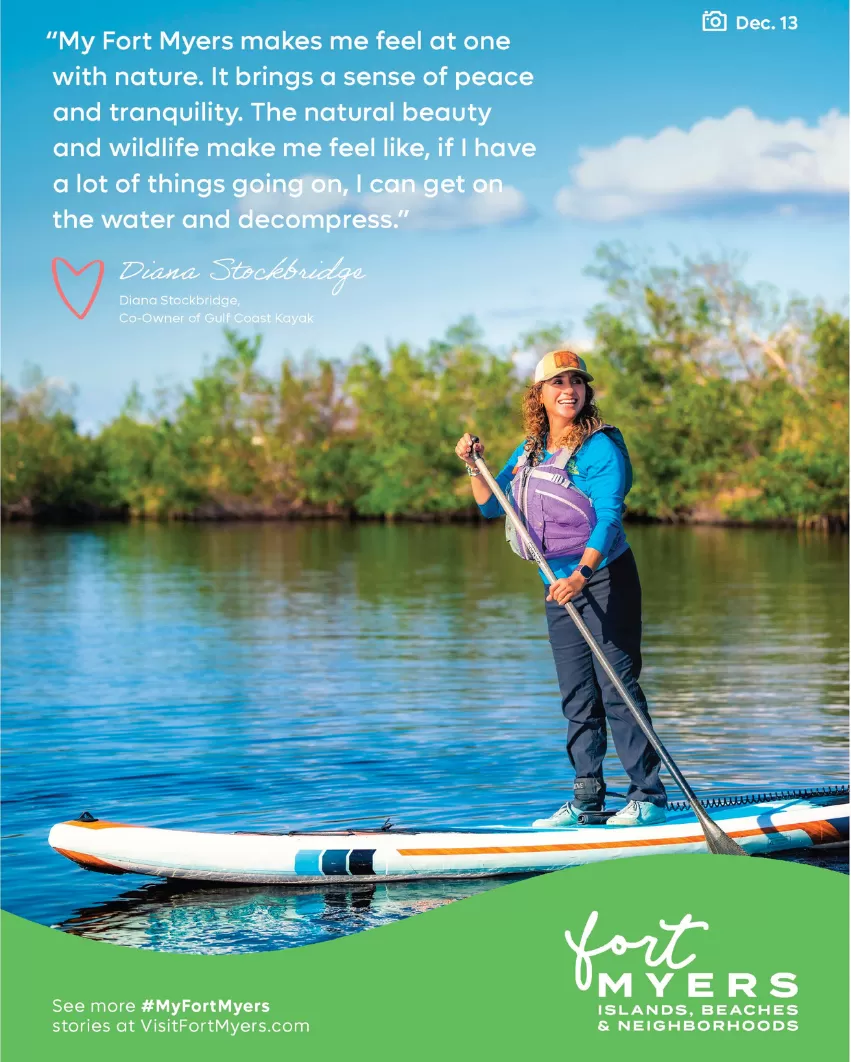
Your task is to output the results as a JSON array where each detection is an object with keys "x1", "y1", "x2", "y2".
[
  {"x1": 606, "y1": 800, "x2": 666, "y2": 827},
  {"x1": 532, "y1": 802, "x2": 584, "y2": 828}
]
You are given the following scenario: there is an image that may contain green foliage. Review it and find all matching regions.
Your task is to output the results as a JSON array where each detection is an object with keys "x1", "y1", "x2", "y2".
[
  {"x1": 345, "y1": 321, "x2": 523, "y2": 515},
  {"x1": 1, "y1": 371, "x2": 115, "y2": 517},
  {"x1": 585, "y1": 247, "x2": 848, "y2": 526},
  {"x1": 2, "y1": 250, "x2": 847, "y2": 527}
]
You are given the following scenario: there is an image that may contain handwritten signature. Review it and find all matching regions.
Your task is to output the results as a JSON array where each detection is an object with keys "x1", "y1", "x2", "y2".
[{"x1": 119, "y1": 257, "x2": 366, "y2": 295}]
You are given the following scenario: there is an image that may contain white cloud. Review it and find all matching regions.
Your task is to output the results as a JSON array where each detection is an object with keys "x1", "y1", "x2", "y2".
[
  {"x1": 511, "y1": 348, "x2": 538, "y2": 377},
  {"x1": 360, "y1": 184, "x2": 532, "y2": 230},
  {"x1": 555, "y1": 108, "x2": 849, "y2": 221}
]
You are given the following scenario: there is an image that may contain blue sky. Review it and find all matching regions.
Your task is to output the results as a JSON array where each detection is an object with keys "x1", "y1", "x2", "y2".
[{"x1": 2, "y1": 0, "x2": 848, "y2": 427}]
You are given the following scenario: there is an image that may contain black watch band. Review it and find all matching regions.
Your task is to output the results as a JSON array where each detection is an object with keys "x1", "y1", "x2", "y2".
[{"x1": 576, "y1": 564, "x2": 594, "y2": 580}]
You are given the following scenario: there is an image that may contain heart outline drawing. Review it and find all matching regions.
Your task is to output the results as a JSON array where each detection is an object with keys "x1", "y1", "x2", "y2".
[{"x1": 52, "y1": 257, "x2": 105, "y2": 319}]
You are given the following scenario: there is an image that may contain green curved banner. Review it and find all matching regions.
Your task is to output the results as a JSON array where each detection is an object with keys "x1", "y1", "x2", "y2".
[{"x1": 2, "y1": 855, "x2": 847, "y2": 1060}]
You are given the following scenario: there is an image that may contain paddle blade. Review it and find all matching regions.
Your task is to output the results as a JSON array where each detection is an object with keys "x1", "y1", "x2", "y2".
[{"x1": 704, "y1": 823, "x2": 749, "y2": 856}]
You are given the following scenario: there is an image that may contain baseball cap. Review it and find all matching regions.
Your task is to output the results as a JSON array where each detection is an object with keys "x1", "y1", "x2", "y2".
[{"x1": 534, "y1": 349, "x2": 593, "y2": 384}]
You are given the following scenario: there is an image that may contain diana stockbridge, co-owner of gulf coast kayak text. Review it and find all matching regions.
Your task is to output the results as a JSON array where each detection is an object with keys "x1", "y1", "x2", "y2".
[{"x1": 455, "y1": 349, "x2": 668, "y2": 829}]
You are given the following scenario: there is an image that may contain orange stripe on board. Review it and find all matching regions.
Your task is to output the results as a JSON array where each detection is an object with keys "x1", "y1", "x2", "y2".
[
  {"x1": 397, "y1": 819, "x2": 839, "y2": 857},
  {"x1": 797, "y1": 820, "x2": 843, "y2": 844},
  {"x1": 53, "y1": 847, "x2": 127, "y2": 872},
  {"x1": 64, "y1": 820, "x2": 138, "y2": 830}
]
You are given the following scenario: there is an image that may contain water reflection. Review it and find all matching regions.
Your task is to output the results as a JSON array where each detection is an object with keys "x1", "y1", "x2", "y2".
[{"x1": 54, "y1": 876, "x2": 516, "y2": 954}]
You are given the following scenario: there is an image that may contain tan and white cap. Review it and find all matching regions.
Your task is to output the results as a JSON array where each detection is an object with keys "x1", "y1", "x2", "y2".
[{"x1": 533, "y1": 348, "x2": 593, "y2": 384}]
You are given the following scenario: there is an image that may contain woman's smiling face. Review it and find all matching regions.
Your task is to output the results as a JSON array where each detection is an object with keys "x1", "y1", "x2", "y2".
[{"x1": 541, "y1": 372, "x2": 587, "y2": 425}]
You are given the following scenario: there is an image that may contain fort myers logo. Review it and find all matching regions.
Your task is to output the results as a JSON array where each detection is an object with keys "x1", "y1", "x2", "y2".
[{"x1": 564, "y1": 911, "x2": 798, "y2": 999}]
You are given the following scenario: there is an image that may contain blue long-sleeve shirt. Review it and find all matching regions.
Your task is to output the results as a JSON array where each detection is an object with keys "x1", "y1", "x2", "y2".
[{"x1": 479, "y1": 432, "x2": 631, "y2": 579}]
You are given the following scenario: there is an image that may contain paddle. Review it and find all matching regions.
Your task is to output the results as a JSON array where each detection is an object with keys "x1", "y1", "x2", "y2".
[{"x1": 467, "y1": 436, "x2": 748, "y2": 857}]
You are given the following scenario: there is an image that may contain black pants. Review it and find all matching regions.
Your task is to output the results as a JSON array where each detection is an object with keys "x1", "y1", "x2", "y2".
[{"x1": 545, "y1": 549, "x2": 666, "y2": 809}]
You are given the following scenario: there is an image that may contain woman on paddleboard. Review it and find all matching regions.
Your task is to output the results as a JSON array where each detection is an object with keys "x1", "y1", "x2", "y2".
[{"x1": 455, "y1": 349, "x2": 667, "y2": 828}]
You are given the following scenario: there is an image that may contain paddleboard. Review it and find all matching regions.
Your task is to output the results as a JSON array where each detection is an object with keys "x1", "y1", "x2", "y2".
[{"x1": 48, "y1": 787, "x2": 848, "y2": 885}]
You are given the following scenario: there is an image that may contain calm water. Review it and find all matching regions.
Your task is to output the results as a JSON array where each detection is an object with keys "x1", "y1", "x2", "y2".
[{"x1": 2, "y1": 522, "x2": 847, "y2": 952}]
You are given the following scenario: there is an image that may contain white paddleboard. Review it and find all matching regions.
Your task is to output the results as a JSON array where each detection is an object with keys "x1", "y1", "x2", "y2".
[{"x1": 48, "y1": 789, "x2": 848, "y2": 884}]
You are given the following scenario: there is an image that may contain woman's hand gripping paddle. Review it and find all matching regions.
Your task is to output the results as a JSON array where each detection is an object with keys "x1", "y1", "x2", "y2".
[{"x1": 467, "y1": 436, "x2": 748, "y2": 856}]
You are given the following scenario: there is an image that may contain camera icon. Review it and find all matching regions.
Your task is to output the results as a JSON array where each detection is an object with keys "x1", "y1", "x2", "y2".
[{"x1": 702, "y1": 10, "x2": 728, "y2": 30}]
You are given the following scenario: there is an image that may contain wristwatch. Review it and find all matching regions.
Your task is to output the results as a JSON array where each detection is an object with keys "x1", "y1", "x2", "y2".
[{"x1": 575, "y1": 564, "x2": 594, "y2": 581}]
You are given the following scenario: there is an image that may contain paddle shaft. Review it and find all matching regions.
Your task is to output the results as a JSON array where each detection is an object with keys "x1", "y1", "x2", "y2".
[{"x1": 468, "y1": 439, "x2": 747, "y2": 856}]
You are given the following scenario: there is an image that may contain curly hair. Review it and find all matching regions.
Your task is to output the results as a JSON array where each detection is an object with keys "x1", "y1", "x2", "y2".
[{"x1": 521, "y1": 381, "x2": 604, "y2": 466}]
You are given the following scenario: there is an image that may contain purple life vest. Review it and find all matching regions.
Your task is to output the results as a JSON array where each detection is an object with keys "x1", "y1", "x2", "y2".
[{"x1": 506, "y1": 446, "x2": 596, "y2": 561}]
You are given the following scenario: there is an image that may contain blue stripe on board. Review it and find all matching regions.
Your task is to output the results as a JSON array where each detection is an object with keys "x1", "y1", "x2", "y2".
[
  {"x1": 294, "y1": 849, "x2": 322, "y2": 875},
  {"x1": 348, "y1": 849, "x2": 375, "y2": 875},
  {"x1": 321, "y1": 849, "x2": 350, "y2": 875}
]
